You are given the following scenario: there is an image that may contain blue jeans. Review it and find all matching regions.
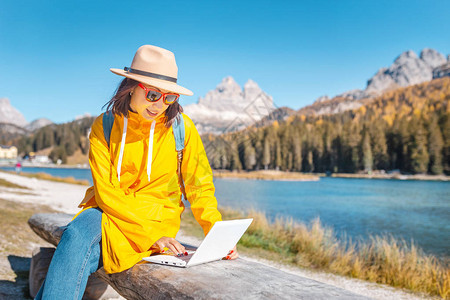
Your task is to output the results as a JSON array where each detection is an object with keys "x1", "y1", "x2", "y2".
[{"x1": 35, "y1": 208, "x2": 103, "y2": 300}]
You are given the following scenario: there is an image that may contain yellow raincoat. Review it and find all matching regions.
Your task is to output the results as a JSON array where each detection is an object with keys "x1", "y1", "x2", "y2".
[{"x1": 74, "y1": 110, "x2": 222, "y2": 274}]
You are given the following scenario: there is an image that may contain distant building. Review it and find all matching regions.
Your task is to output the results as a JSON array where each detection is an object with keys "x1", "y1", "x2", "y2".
[
  {"x1": 433, "y1": 61, "x2": 450, "y2": 79},
  {"x1": 0, "y1": 145, "x2": 18, "y2": 159},
  {"x1": 33, "y1": 155, "x2": 51, "y2": 164}
]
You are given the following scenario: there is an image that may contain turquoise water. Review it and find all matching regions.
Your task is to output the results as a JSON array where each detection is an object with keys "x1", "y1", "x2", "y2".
[
  {"x1": 213, "y1": 177, "x2": 450, "y2": 258},
  {"x1": 2, "y1": 167, "x2": 449, "y2": 257},
  {"x1": 1, "y1": 167, "x2": 93, "y2": 183}
]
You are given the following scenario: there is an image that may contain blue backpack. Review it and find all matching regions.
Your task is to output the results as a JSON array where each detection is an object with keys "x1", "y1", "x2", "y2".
[{"x1": 102, "y1": 111, "x2": 187, "y2": 200}]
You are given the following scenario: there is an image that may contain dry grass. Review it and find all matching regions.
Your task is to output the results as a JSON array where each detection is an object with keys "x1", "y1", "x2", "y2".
[
  {"x1": 0, "y1": 198, "x2": 56, "y2": 299},
  {"x1": 0, "y1": 178, "x2": 29, "y2": 189},
  {"x1": 22, "y1": 172, "x2": 90, "y2": 186},
  {"x1": 181, "y1": 207, "x2": 449, "y2": 298},
  {"x1": 66, "y1": 147, "x2": 89, "y2": 165},
  {"x1": 213, "y1": 170, "x2": 319, "y2": 181},
  {"x1": 0, "y1": 198, "x2": 56, "y2": 256}
]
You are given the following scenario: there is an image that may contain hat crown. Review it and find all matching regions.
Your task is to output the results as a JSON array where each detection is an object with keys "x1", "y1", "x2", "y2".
[
  {"x1": 130, "y1": 45, "x2": 178, "y2": 79},
  {"x1": 110, "y1": 44, "x2": 193, "y2": 96}
]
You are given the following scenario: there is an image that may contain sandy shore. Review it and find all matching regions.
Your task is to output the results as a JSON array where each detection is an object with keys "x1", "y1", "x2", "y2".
[
  {"x1": 0, "y1": 171, "x2": 87, "y2": 214},
  {"x1": 0, "y1": 171, "x2": 435, "y2": 299}
]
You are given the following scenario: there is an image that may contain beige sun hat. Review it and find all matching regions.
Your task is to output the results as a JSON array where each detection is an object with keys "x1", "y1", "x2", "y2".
[{"x1": 110, "y1": 45, "x2": 193, "y2": 96}]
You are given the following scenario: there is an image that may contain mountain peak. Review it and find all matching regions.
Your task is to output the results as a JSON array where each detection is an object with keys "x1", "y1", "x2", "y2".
[
  {"x1": 25, "y1": 118, "x2": 53, "y2": 131},
  {"x1": 0, "y1": 98, "x2": 11, "y2": 105},
  {"x1": 420, "y1": 48, "x2": 447, "y2": 69},
  {"x1": 307, "y1": 47, "x2": 448, "y2": 117},
  {"x1": 395, "y1": 50, "x2": 418, "y2": 63},
  {"x1": 243, "y1": 79, "x2": 264, "y2": 100},
  {"x1": 244, "y1": 79, "x2": 258, "y2": 88},
  {"x1": 366, "y1": 48, "x2": 447, "y2": 95},
  {"x1": 0, "y1": 97, "x2": 28, "y2": 127},
  {"x1": 216, "y1": 76, "x2": 242, "y2": 94},
  {"x1": 184, "y1": 77, "x2": 275, "y2": 134}
]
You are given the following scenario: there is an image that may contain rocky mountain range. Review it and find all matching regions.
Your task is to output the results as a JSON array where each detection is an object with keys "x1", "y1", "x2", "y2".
[
  {"x1": 183, "y1": 77, "x2": 276, "y2": 134},
  {"x1": 1, "y1": 48, "x2": 448, "y2": 139},
  {"x1": 25, "y1": 118, "x2": 53, "y2": 131},
  {"x1": 365, "y1": 48, "x2": 447, "y2": 96},
  {"x1": 185, "y1": 48, "x2": 449, "y2": 133},
  {"x1": 0, "y1": 98, "x2": 53, "y2": 135},
  {"x1": 305, "y1": 48, "x2": 449, "y2": 116}
]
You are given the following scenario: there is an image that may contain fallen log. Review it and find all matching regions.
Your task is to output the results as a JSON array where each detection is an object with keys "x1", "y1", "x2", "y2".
[{"x1": 28, "y1": 213, "x2": 369, "y2": 300}]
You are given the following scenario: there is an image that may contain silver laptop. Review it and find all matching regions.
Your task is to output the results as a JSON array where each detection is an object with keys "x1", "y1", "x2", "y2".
[{"x1": 142, "y1": 218, "x2": 253, "y2": 267}]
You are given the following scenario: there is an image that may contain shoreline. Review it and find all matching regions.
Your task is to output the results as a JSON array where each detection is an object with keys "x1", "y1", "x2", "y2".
[
  {"x1": 0, "y1": 162, "x2": 90, "y2": 169},
  {"x1": 212, "y1": 170, "x2": 320, "y2": 181},
  {"x1": 212, "y1": 170, "x2": 450, "y2": 182},
  {"x1": 330, "y1": 172, "x2": 450, "y2": 181},
  {"x1": 2, "y1": 163, "x2": 449, "y2": 182}
]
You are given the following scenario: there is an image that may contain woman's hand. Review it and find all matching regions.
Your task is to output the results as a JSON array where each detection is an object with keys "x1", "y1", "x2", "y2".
[
  {"x1": 151, "y1": 237, "x2": 186, "y2": 256},
  {"x1": 224, "y1": 245, "x2": 238, "y2": 260}
]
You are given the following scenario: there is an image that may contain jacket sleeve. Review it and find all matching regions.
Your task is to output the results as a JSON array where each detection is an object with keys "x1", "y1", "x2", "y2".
[
  {"x1": 88, "y1": 115, "x2": 160, "y2": 250},
  {"x1": 180, "y1": 114, "x2": 222, "y2": 235}
]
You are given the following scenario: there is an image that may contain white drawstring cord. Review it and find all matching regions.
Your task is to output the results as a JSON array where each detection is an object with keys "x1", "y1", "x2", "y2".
[
  {"x1": 117, "y1": 117, "x2": 155, "y2": 183},
  {"x1": 147, "y1": 120, "x2": 156, "y2": 182},
  {"x1": 117, "y1": 117, "x2": 128, "y2": 182}
]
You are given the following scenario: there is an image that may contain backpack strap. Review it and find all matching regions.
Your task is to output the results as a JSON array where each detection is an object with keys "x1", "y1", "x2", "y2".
[
  {"x1": 102, "y1": 111, "x2": 115, "y2": 147},
  {"x1": 172, "y1": 114, "x2": 187, "y2": 201},
  {"x1": 172, "y1": 113, "x2": 185, "y2": 151}
]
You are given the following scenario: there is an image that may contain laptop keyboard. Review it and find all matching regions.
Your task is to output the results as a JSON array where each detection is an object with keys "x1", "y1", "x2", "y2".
[
  {"x1": 177, "y1": 251, "x2": 195, "y2": 262},
  {"x1": 164, "y1": 250, "x2": 195, "y2": 262}
]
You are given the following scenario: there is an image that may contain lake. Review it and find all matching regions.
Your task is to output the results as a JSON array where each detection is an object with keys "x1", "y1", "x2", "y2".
[{"x1": 2, "y1": 166, "x2": 449, "y2": 258}]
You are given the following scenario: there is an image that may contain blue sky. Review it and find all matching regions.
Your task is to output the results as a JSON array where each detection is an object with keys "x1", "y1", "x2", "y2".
[{"x1": 0, "y1": 0, "x2": 449, "y2": 123}]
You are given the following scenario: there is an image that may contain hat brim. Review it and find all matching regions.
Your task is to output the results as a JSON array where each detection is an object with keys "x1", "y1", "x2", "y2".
[{"x1": 110, "y1": 68, "x2": 194, "y2": 96}]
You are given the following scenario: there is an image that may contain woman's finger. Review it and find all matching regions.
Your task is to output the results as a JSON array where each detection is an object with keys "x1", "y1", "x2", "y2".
[
  {"x1": 151, "y1": 237, "x2": 169, "y2": 252},
  {"x1": 167, "y1": 243, "x2": 178, "y2": 256},
  {"x1": 225, "y1": 246, "x2": 239, "y2": 260},
  {"x1": 154, "y1": 237, "x2": 186, "y2": 256},
  {"x1": 229, "y1": 251, "x2": 239, "y2": 260},
  {"x1": 226, "y1": 250, "x2": 238, "y2": 260},
  {"x1": 169, "y1": 239, "x2": 186, "y2": 255}
]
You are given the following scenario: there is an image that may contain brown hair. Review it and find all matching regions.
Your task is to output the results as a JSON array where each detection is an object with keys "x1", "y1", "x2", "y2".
[{"x1": 104, "y1": 78, "x2": 183, "y2": 128}]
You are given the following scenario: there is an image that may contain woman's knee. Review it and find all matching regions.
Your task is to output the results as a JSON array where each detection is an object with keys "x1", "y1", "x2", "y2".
[
  {"x1": 60, "y1": 208, "x2": 103, "y2": 248},
  {"x1": 71, "y1": 207, "x2": 103, "y2": 227}
]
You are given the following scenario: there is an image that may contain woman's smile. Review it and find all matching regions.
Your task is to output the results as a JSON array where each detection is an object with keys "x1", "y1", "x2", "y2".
[{"x1": 146, "y1": 108, "x2": 159, "y2": 117}]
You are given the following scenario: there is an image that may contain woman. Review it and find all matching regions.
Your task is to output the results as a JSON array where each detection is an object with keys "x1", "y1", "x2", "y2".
[{"x1": 35, "y1": 45, "x2": 238, "y2": 299}]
